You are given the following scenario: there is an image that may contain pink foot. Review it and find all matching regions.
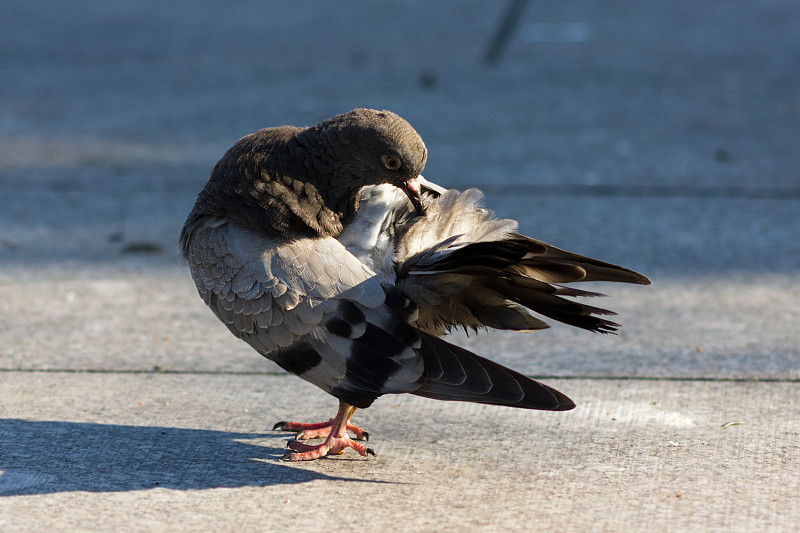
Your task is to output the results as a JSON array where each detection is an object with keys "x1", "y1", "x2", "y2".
[
  {"x1": 274, "y1": 402, "x2": 375, "y2": 461},
  {"x1": 273, "y1": 419, "x2": 369, "y2": 441},
  {"x1": 285, "y1": 435, "x2": 375, "y2": 461}
]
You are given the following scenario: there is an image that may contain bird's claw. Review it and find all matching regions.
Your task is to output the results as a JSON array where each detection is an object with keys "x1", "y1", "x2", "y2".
[{"x1": 272, "y1": 419, "x2": 369, "y2": 441}]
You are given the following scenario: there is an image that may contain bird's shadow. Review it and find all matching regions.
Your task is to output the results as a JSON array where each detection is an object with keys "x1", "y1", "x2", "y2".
[{"x1": 0, "y1": 418, "x2": 378, "y2": 496}]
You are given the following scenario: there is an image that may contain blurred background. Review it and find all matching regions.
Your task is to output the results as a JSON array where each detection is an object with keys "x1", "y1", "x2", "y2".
[{"x1": 1, "y1": 1, "x2": 798, "y2": 378}]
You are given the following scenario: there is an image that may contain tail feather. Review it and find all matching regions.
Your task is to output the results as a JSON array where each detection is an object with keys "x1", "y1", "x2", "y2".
[{"x1": 412, "y1": 332, "x2": 575, "y2": 411}]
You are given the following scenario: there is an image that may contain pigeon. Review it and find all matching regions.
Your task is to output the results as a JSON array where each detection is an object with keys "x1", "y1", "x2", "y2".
[{"x1": 180, "y1": 108, "x2": 650, "y2": 461}]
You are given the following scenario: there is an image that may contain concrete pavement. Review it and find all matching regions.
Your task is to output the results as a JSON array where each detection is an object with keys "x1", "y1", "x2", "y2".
[{"x1": 1, "y1": 373, "x2": 798, "y2": 531}]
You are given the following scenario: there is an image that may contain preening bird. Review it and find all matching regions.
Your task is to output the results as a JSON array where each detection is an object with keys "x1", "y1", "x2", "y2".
[{"x1": 180, "y1": 109, "x2": 650, "y2": 461}]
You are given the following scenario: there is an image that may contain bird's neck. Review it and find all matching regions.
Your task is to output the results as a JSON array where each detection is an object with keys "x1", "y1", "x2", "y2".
[{"x1": 198, "y1": 134, "x2": 361, "y2": 239}]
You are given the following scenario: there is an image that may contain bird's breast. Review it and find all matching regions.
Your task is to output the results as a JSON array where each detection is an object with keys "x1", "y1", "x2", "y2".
[{"x1": 337, "y1": 184, "x2": 410, "y2": 280}]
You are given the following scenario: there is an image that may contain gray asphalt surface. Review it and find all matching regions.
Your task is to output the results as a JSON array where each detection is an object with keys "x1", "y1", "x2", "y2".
[{"x1": 1, "y1": 1, "x2": 798, "y2": 531}]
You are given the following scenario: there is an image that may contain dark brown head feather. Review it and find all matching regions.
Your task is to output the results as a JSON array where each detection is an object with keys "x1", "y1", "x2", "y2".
[{"x1": 180, "y1": 109, "x2": 427, "y2": 254}]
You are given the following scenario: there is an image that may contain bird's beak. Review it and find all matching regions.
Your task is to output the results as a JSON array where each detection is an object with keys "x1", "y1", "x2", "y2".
[{"x1": 402, "y1": 176, "x2": 425, "y2": 215}]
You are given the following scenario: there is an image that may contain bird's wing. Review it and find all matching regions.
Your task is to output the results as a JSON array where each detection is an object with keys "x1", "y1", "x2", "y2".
[
  {"x1": 183, "y1": 216, "x2": 425, "y2": 407},
  {"x1": 395, "y1": 188, "x2": 651, "y2": 335},
  {"x1": 332, "y1": 183, "x2": 577, "y2": 411}
]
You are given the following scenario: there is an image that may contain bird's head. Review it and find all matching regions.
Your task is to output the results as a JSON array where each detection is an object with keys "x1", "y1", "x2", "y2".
[{"x1": 304, "y1": 108, "x2": 428, "y2": 214}]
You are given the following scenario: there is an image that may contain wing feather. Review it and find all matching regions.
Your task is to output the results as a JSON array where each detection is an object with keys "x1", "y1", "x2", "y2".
[{"x1": 184, "y1": 215, "x2": 427, "y2": 408}]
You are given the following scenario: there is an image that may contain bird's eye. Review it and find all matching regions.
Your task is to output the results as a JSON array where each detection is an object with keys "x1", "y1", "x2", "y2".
[{"x1": 382, "y1": 155, "x2": 401, "y2": 171}]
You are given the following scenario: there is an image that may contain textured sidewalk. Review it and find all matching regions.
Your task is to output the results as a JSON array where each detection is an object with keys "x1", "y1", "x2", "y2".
[{"x1": 2, "y1": 373, "x2": 798, "y2": 531}]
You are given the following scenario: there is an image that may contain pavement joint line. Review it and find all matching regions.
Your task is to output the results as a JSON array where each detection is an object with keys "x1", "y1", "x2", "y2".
[
  {"x1": 1, "y1": 367, "x2": 798, "y2": 383},
  {"x1": 3, "y1": 183, "x2": 799, "y2": 200},
  {"x1": 479, "y1": 184, "x2": 800, "y2": 200}
]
